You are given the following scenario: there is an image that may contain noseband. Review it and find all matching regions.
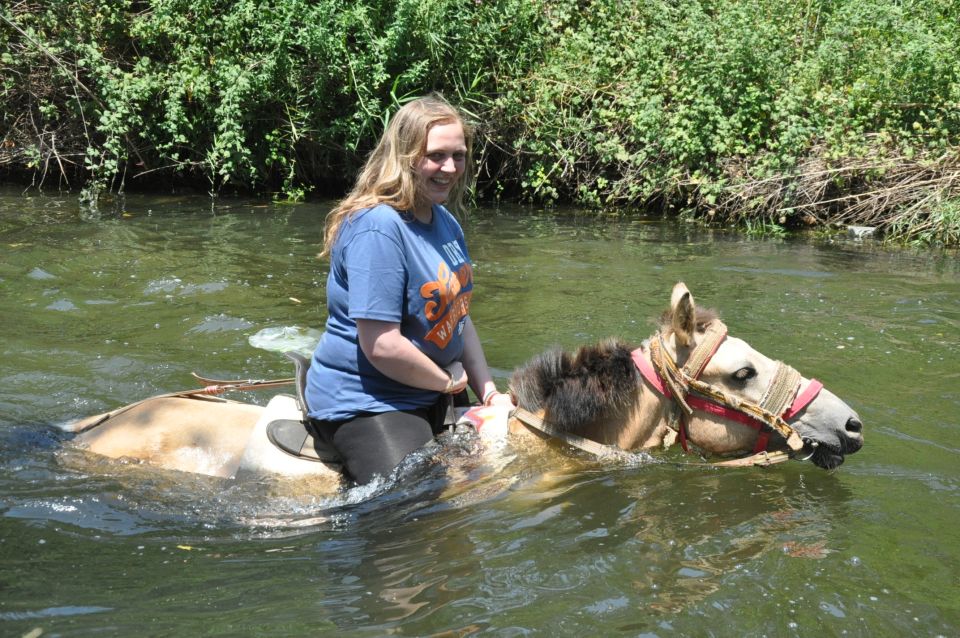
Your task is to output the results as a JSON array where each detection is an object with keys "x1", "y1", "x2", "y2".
[{"x1": 632, "y1": 321, "x2": 823, "y2": 455}]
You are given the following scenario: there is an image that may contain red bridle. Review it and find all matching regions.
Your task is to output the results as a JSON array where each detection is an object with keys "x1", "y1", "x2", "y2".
[{"x1": 630, "y1": 322, "x2": 823, "y2": 455}]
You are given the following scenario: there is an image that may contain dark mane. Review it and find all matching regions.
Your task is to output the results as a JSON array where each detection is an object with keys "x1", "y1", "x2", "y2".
[
  {"x1": 509, "y1": 306, "x2": 721, "y2": 434},
  {"x1": 509, "y1": 338, "x2": 640, "y2": 434}
]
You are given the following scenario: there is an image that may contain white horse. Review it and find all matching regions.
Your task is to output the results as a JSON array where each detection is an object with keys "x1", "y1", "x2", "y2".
[
  {"x1": 64, "y1": 283, "x2": 863, "y2": 492},
  {"x1": 506, "y1": 283, "x2": 864, "y2": 471}
]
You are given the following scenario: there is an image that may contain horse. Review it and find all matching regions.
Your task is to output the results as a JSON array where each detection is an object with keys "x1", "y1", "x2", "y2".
[
  {"x1": 506, "y1": 282, "x2": 863, "y2": 470},
  {"x1": 62, "y1": 283, "x2": 862, "y2": 491}
]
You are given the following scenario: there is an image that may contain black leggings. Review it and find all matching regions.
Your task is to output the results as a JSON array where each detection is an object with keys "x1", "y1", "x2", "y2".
[{"x1": 311, "y1": 397, "x2": 453, "y2": 486}]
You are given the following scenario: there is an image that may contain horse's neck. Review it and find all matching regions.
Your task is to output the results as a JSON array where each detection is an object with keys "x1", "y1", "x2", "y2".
[{"x1": 615, "y1": 384, "x2": 674, "y2": 451}]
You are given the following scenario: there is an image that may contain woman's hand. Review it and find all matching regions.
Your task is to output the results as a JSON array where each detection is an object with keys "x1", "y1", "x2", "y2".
[
  {"x1": 486, "y1": 391, "x2": 515, "y2": 408},
  {"x1": 480, "y1": 389, "x2": 514, "y2": 408},
  {"x1": 443, "y1": 361, "x2": 469, "y2": 394}
]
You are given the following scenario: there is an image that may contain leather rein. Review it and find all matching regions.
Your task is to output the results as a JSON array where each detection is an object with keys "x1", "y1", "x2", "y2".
[{"x1": 511, "y1": 320, "x2": 824, "y2": 468}]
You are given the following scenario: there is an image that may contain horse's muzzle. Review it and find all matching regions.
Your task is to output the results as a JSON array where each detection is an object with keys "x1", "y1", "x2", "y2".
[
  {"x1": 803, "y1": 416, "x2": 864, "y2": 469},
  {"x1": 843, "y1": 416, "x2": 864, "y2": 454}
]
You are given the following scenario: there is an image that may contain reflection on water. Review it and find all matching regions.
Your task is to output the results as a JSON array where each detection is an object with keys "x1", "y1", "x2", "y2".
[{"x1": 0, "y1": 188, "x2": 958, "y2": 636}]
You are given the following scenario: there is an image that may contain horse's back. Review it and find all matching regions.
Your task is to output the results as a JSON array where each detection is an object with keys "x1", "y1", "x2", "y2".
[{"x1": 75, "y1": 396, "x2": 262, "y2": 477}]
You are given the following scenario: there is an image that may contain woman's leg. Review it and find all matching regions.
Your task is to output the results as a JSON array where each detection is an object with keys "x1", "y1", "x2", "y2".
[
  {"x1": 310, "y1": 394, "x2": 462, "y2": 485},
  {"x1": 316, "y1": 409, "x2": 434, "y2": 485}
]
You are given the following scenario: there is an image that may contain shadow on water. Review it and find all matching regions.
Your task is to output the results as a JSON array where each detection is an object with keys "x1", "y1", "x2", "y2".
[{"x1": 611, "y1": 465, "x2": 858, "y2": 613}]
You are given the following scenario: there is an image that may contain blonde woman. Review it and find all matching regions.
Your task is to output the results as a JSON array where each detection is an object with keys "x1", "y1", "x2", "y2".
[{"x1": 305, "y1": 94, "x2": 512, "y2": 485}]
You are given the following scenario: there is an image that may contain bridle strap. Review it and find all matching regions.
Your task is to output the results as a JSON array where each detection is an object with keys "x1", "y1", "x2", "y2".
[
  {"x1": 681, "y1": 321, "x2": 727, "y2": 379},
  {"x1": 754, "y1": 362, "x2": 801, "y2": 453},
  {"x1": 632, "y1": 346, "x2": 667, "y2": 395},
  {"x1": 684, "y1": 375, "x2": 805, "y2": 451},
  {"x1": 632, "y1": 324, "x2": 811, "y2": 455},
  {"x1": 759, "y1": 364, "x2": 801, "y2": 416},
  {"x1": 783, "y1": 378, "x2": 823, "y2": 420}
]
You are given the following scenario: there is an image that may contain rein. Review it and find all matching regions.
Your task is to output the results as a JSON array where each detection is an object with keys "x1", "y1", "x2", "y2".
[
  {"x1": 510, "y1": 407, "x2": 638, "y2": 461},
  {"x1": 188, "y1": 373, "x2": 295, "y2": 395},
  {"x1": 510, "y1": 407, "x2": 792, "y2": 468}
]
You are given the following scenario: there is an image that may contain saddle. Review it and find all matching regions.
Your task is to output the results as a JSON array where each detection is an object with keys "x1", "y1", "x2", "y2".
[
  {"x1": 265, "y1": 352, "x2": 340, "y2": 463},
  {"x1": 266, "y1": 352, "x2": 463, "y2": 461}
]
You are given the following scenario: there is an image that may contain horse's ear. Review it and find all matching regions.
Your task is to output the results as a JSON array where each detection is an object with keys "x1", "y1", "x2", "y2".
[{"x1": 670, "y1": 282, "x2": 696, "y2": 346}]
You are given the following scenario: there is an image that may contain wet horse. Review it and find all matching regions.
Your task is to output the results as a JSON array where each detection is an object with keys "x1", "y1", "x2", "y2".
[
  {"x1": 65, "y1": 283, "x2": 862, "y2": 488},
  {"x1": 507, "y1": 283, "x2": 863, "y2": 469}
]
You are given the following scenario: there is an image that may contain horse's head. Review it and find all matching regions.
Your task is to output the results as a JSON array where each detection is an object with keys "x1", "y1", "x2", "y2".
[
  {"x1": 508, "y1": 282, "x2": 864, "y2": 470},
  {"x1": 656, "y1": 282, "x2": 864, "y2": 469}
]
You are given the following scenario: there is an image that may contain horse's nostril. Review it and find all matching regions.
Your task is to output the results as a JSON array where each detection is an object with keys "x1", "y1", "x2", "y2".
[{"x1": 845, "y1": 417, "x2": 863, "y2": 435}]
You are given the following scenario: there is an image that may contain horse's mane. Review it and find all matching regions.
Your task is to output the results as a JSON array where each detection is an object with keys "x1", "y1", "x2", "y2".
[
  {"x1": 510, "y1": 306, "x2": 720, "y2": 434},
  {"x1": 509, "y1": 338, "x2": 640, "y2": 434}
]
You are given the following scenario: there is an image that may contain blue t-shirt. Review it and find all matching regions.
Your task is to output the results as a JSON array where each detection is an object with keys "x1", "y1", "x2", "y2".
[{"x1": 306, "y1": 203, "x2": 473, "y2": 421}]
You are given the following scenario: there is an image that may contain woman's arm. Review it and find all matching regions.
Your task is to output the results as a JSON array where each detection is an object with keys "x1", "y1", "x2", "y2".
[
  {"x1": 459, "y1": 317, "x2": 513, "y2": 406},
  {"x1": 357, "y1": 319, "x2": 468, "y2": 393}
]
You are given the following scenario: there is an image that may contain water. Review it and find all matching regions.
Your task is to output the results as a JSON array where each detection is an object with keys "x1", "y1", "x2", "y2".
[{"x1": 1, "y1": 187, "x2": 958, "y2": 636}]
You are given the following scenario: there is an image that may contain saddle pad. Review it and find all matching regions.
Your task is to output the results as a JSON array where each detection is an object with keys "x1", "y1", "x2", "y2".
[{"x1": 236, "y1": 394, "x2": 342, "y2": 475}]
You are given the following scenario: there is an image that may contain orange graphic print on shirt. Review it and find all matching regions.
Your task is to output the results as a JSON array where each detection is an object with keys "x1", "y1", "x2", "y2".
[{"x1": 420, "y1": 261, "x2": 473, "y2": 348}]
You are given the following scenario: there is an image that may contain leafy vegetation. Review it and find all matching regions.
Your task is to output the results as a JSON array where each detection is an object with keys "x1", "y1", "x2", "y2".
[
  {"x1": 1, "y1": 0, "x2": 542, "y2": 199},
  {"x1": 2, "y1": 0, "x2": 959, "y2": 243}
]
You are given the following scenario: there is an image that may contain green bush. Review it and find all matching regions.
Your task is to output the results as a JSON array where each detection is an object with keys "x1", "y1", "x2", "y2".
[
  {"x1": 2, "y1": 0, "x2": 959, "y2": 242},
  {"x1": 491, "y1": 0, "x2": 960, "y2": 210},
  {"x1": 1, "y1": 0, "x2": 545, "y2": 199}
]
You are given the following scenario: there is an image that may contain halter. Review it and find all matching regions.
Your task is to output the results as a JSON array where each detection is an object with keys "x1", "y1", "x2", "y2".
[{"x1": 631, "y1": 320, "x2": 822, "y2": 455}]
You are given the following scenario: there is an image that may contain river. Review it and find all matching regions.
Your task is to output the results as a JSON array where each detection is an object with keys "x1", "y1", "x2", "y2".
[{"x1": 1, "y1": 187, "x2": 957, "y2": 636}]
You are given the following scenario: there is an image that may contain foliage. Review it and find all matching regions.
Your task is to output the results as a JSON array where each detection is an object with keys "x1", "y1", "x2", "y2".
[
  {"x1": 885, "y1": 197, "x2": 960, "y2": 246},
  {"x1": 2, "y1": 0, "x2": 959, "y2": 243},
  {"x1": 491, "y1": 1, "x2": 959, "y2": 207},
  {"x1": 1, "y1": 0, "x2": 544, "y2": 199}
]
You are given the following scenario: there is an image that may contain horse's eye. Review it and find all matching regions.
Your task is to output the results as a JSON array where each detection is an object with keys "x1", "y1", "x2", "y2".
[{"x1": 732, "y1": 367, "x2": 757, "y2": 382}]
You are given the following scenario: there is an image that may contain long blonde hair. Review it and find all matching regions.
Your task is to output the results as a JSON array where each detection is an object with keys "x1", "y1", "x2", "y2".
[{"x1": 321, "y1": 94, "x2": 475, "y2": 257}]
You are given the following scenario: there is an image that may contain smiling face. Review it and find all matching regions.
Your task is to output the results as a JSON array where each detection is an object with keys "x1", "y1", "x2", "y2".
[{"x1": 414, "y1": 121, "x2": 467, "y2": 221}]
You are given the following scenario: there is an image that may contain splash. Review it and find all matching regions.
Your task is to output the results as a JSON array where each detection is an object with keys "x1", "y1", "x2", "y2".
[{"x1": 248, "y1": 326, "x2": 322, "y2": 355}]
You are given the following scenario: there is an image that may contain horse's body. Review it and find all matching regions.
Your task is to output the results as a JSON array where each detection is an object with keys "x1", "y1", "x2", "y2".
[
  {"x1": 65, "y1": 283, "x2": 863, "y2": 487},
  {"x1": 68, "y1": 393, "x2": 346, "y2": 487}
]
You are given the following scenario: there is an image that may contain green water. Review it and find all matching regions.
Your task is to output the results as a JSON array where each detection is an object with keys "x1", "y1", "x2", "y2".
[{"x1": 1, "y1": 188, "x2": 958, "y2": 637}]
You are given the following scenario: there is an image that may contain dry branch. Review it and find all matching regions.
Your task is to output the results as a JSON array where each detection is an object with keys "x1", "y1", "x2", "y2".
[{"x1": 709, "y1": 143, "x2": 960, "y2": 233}]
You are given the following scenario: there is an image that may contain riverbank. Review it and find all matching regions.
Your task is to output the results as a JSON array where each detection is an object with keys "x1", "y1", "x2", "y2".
[{"x1": 2, "y1": 0, "x2": 958, "y2": 244}]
